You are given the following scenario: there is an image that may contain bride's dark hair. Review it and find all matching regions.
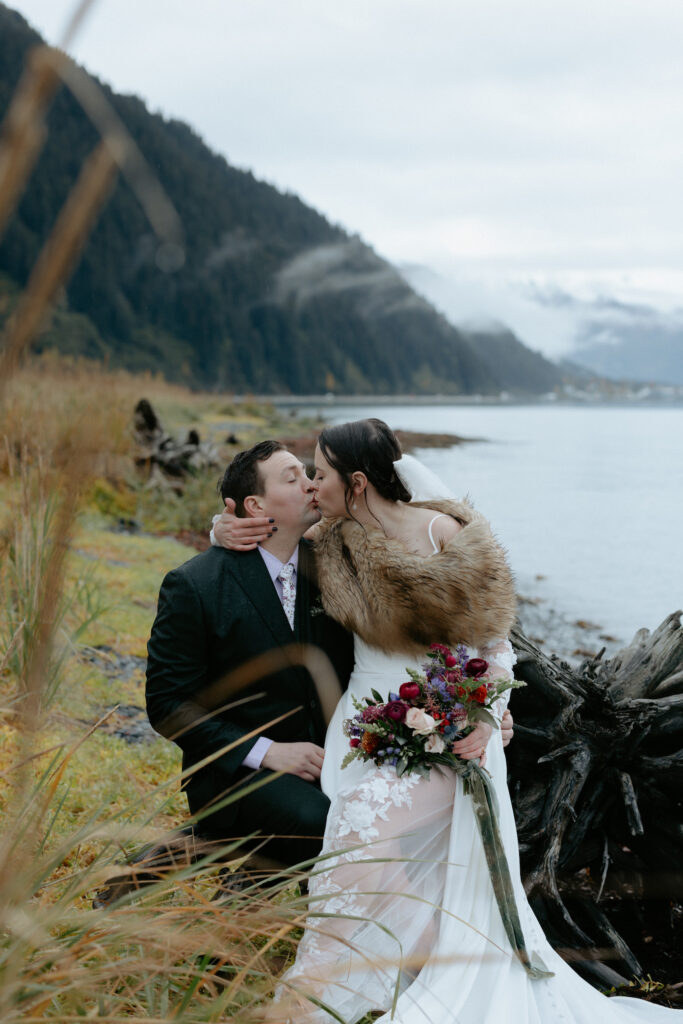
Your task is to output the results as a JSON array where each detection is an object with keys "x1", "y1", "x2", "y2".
[{"x1": 317, "y1": 418, "x2": 412, "y2": 509}]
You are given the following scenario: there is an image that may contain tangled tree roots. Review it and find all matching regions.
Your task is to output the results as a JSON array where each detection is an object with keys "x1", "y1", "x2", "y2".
[{"x1": 508, "y1": 612, "x2": 683, "y2": 1002}]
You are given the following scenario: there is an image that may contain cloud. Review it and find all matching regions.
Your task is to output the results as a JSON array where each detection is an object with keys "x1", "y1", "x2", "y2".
[
  {"x1": 10, "y1": 0, "x2": 683, "y2": 283},
  {"x1": 274, "y1": 240, "x2": 428, "y2": 319},
  {"x1": 399, "y1": 261, "x2": 683, "y2": 368}
]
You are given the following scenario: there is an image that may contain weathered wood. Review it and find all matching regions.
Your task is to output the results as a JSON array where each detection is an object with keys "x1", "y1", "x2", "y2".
[
  {"x1": 508, "y1": 613, "x2": 683, "y2": 998},
  {"x1": 133, "y1": 397, "x2": 221, "y2": 487},
  {"x1": 600, "y1": 611, "x2": 683, "y2": 701}
]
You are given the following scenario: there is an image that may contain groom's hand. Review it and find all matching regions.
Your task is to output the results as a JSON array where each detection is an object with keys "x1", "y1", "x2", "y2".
[
  {"x1": 214, "y1": 497, "x2": 275, "y2": 551},
  {"x1": 261, "y1": 741, "x2": 325, "y2": 782}
]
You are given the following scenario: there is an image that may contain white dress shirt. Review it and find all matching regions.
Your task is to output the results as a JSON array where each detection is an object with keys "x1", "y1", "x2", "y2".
[{"x1": 241, "y1": 545, "x2": 299, "y2": 770}]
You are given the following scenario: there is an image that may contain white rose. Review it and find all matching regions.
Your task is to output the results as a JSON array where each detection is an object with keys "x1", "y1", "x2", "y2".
[
  {"x1": 424, "y1": 733, "x2": 446, "y2": 754},
  {"x1": 405, "y1": 708, "x2": 436, "y2": 736}
]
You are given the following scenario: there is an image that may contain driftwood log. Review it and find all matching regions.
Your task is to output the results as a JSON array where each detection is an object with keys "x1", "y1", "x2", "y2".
[
  {"x1": 508, "y1": 612, "x2": 683, "y2": 1001},
  {"x1": 133, "y1": 398, "x2": 221, "y2": 487}
]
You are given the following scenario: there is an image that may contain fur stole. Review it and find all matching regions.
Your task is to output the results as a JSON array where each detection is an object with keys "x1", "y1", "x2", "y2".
[{"x1": 313, "y1": 498, "x2": 516, "y2": 655}]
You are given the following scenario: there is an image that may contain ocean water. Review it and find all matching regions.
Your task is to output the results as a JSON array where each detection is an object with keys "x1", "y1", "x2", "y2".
[{"x1": 307, "y1": 403, "x2": 682, "y2": 657}]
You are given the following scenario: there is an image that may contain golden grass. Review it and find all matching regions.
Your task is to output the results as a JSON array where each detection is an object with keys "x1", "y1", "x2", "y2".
[
  {"x1": 0, "y1": 370, "x2": 306, "y2": 1021},
  {"x1": 0, "y1": 351, "x2": 266, "y2": 476}
]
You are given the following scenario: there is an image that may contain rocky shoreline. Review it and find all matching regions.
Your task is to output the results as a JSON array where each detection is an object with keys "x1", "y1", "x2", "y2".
[{"x1": 516, "y1": 587, "x2": 624, "y2": 665}]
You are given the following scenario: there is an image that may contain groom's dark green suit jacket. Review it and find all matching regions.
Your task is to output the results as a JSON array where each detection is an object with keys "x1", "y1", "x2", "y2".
[{"x1": 145, "y1": 540, "x2": 354, "y2": 830}]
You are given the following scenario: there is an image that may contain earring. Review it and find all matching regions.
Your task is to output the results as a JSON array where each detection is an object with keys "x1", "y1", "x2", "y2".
[{"x1": 351, "y1": 500, "x2": 357, "y2": 510}]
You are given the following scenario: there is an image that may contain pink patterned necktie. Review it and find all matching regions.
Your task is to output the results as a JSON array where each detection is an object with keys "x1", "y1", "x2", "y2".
[{"x1": 277, "y1": 562, "x2": 296, "y2": 630}]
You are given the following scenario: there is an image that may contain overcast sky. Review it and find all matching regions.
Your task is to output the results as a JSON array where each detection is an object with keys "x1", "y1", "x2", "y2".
[{"x1": 8, "y1": 0, "x2": 683, "y2": 355}]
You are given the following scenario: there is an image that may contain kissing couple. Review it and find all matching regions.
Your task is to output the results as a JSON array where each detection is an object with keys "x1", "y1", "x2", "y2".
[{"x1": 147, "y1": 418, "x2": 677, "y2": 1023}]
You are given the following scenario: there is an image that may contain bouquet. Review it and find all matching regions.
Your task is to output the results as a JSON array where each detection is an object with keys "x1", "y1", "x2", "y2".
[{"x1": 341, "y1": 642, "x2": 524, "y2": 778}]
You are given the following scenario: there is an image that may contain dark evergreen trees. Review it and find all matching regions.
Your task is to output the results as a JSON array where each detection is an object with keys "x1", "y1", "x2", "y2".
[{"x1": 0, "y1": 3, "x2": 565, "y2": 395}]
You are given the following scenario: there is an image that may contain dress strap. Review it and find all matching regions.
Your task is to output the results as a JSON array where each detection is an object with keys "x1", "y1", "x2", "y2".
[{"x1": 427, "y1": 513, "x2": 448, "y2": 554}]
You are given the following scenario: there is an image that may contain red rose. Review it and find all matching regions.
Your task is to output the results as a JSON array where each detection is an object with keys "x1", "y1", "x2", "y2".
[
  {"x1": 473, "y1": 685, "x2": 488, "y2": 704},
  {"x1": 350, "y1": 737, "x2": 360, "y2": 748},
  {"x1": 465, "y1": 658, "x2": 488, "y2": 679},
  {"x1": 399, "y1": 682, "x2": 421, "y2": 701},
  {"x1": 445, "y1": 654, "x2": 457, "y2": 667},
  {"x1": 384, "y1": 700, "x2": 408, "y2": 723}
]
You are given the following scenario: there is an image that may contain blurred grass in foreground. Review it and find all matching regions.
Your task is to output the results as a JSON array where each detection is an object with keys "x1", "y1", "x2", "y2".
[{"x1": 0, "y1": 359, "x2": 312, "y2": 1021}]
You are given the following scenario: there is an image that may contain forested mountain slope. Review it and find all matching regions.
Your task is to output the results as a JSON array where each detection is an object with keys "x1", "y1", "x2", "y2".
[{"x1": 0, "y1": 4, "x2": 566, "y2": 395}]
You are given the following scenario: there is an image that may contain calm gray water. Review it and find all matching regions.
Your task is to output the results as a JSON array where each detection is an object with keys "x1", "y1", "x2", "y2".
[{"x1": 305, "y1": 403, "x2": 682, "y2": 657}]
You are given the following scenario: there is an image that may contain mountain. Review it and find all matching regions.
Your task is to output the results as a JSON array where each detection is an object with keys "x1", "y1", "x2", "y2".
[
  {"x1": 524, "y1": 283, "x2": 683, "y2": 387},
  {"x1": 0, "y1": 4, "x2": 565, "y2": 396},
  {"x1": 460, "y1": 326, "x2": 565, "y2": 394},
  {"x1": 398, "y1": 264, "x2": 572, "y2": 393},
  {"x1": 572, "y1": 320, "x2": 683, "y2": 386}
]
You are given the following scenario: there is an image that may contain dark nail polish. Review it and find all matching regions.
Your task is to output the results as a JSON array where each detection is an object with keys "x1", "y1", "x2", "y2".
[
  {"x1": 267, "y1": 532, "x2": 273, "y2": 538},
  {"x1": 271, "y1": 526, "x2": 278, "y2": 531},
  {"x1": 269, "y1": 518, "x2": 275, "y2": 523}
]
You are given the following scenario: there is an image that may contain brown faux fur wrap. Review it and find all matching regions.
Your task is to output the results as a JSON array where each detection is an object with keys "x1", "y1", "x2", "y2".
[{"x1": 313, "y1": 498, "x2": 517, "y2": 655}]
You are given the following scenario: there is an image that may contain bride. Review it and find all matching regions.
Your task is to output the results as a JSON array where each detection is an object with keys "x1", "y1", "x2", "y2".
[{"x1": 214, "y1": 418, "x2": 679, "y2": 1024}]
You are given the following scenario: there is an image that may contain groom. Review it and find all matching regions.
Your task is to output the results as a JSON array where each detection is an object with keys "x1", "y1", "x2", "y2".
[{"x1": 145, "y1": 440, "x2": 355, "y2": 868}]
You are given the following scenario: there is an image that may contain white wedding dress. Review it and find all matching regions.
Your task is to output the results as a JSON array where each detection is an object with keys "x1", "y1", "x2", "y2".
[
  {"x1": 275, "y1": 465, "x2": 679, "y2": 1022},
  {"x1": 278, "y1": 636, "x2": 679, "y2": 1023}
]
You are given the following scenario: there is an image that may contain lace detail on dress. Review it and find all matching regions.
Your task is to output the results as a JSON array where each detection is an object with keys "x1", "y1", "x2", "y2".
[
  {"x1": 332, "y1": 768, "x2": 421, "y2": 844},
  {"x1": 300, "y1": 769, "x2": 422, "y2": 945},
  {"x1": 275, "y1": 766, "x2": 456, "y2": 1023},
  {"x1": 479, "y1": 636, "x2": 517, "y2": 723}
]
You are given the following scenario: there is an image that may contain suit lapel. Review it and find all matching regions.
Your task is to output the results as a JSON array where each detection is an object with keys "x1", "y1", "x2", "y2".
[
  {"x1": 294, "y1": 539, "x2": 315, "y2": 642},
  {"x1": 224, "y1": 548, "x2": 294, "y2": 650}
]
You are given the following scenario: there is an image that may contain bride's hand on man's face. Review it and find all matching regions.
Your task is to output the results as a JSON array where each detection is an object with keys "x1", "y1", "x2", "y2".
[
  {"x1": 451, "y1": 722, "x2": 493, "y2": 769},
  {"x1": 214, "y1": 497, "x2": 275, "y2": 550}
]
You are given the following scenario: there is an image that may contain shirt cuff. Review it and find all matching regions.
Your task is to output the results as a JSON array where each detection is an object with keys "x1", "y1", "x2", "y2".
[
  {"x1": 209, "y1": 513, "x2": 221, "y2": 547},
  {"x1": 242, "y1": 736, "x2": 273, "y2": 770}
]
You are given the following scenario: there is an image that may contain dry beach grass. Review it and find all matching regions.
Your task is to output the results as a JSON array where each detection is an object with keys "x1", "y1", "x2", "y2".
[{"x1": 0, "y1": 356, "x2": 339, "y2": 1021}]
